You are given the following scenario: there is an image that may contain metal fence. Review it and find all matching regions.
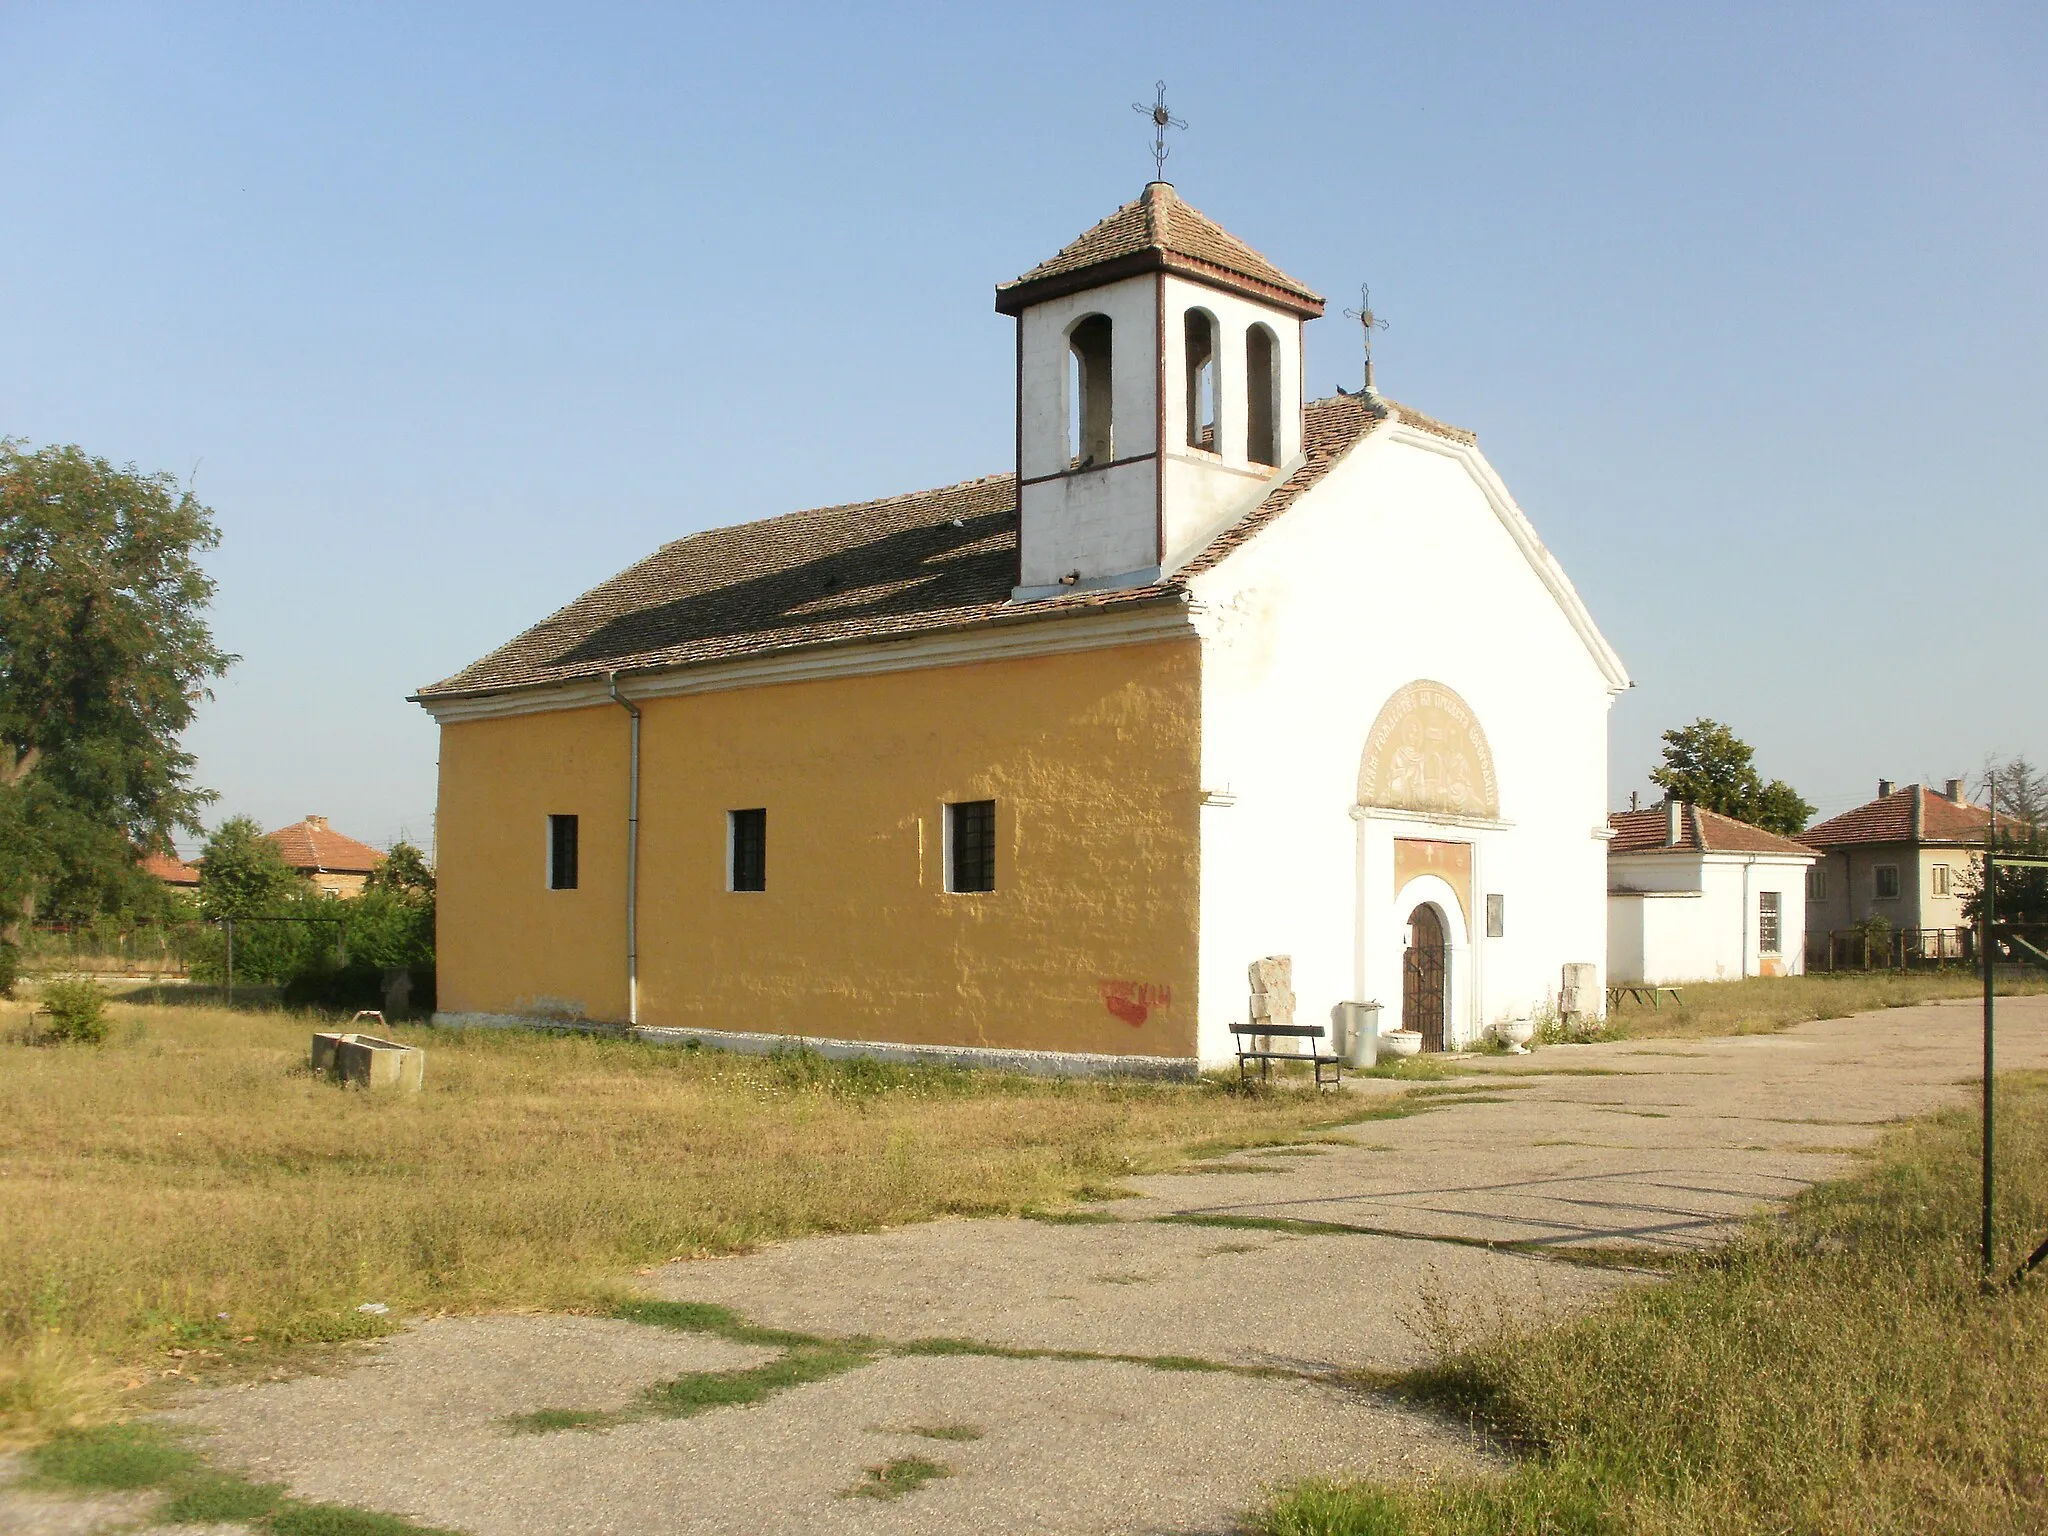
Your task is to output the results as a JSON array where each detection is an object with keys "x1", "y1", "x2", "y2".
[
  {"x1": 19, "y1": 921, "x2": 205, "y2": 978},
  {"x1": 1805, "y1": 924, "x2": 2048, "y2": 972}
]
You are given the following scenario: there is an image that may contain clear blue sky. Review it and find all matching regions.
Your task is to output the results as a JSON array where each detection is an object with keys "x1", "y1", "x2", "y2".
[{"x1": 5, "y1": 2, "x2": 2043, "y2": 856}]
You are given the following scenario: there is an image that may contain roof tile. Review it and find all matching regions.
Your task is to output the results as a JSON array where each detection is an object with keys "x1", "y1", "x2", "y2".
[
  {"x1": 996, "y1": 183, "x2": 1324, "y2": 316},
  {"x1": 418, "y1": 391, "x2": 1457, "y2": 703},
  {"x1": 1800, "y1": 784, "x2": 2006, "y2": 848},
  {"x1": 1608, "y1": 803, "x2": 1816, "y2": 858}
]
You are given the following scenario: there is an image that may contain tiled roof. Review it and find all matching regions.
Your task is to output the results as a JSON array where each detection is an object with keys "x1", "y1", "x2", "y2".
[
  {"x1": 1800, "y1": 785, "x2": 2005, "y2": 849},
  {"x1": 417, "y1": 393, "x2": 1455, "y2": 703},
  {"x1": 140, "y1": 850, "x2": 200, "y2": 886},
  {"x1": 1608, "y1": 803, "x2": 1817, "y2": 858},
  {"x1": 996, "y1": 183, "x2": 1324, "y2": 317},
  {"x1": 266, "y1": 817, "x2": 384, "y2": 874}
]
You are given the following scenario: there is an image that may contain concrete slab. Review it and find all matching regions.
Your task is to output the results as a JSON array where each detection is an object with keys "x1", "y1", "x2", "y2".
[{"x1": 182, "y1": 1353, "x2": 1485, "y2": 1536}]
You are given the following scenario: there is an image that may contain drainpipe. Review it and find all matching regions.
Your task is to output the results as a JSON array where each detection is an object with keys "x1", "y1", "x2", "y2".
[{"x1": 606, "y1": 672, "x2": 641, "y2": 1028}]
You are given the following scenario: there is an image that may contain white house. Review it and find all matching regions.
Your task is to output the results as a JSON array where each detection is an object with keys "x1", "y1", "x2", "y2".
[{"x1": 1607, "y1": 802, "x2": 1818, "y2": 985}]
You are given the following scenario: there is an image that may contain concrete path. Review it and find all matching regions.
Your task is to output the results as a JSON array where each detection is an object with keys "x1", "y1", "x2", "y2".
[{"x1": 15, "y1": 996, "x2": 2046, "y2": 1536}]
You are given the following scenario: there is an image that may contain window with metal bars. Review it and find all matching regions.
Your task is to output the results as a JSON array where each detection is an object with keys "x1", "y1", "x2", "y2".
[
  {"x1": 947, "y1": 800, "x2": 996, "y2": 893},
  {"x1": 1758, "y1": 890, "x2": 1782, "y2": 955},
  {"x1": 729, "y1": 809, "x2": 766, "y2": 892},
  {"x1": 547, "y1": 814, "x2": 578, "y2": 891}
]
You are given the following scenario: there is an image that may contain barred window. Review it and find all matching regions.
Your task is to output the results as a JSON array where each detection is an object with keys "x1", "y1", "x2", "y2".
[
  {"x1": 947, "y1": 800, "x2": 996, "y2": 893},
  {"x1": 547, "y1": 815, "x2": 579, "y2": 891},
  {"x1": 1758, "y1": 891, "x2": 1781, "y2": 955},
  {"x1": 729, "y1": 809, "x2": 766, "y2": 892},
  {"x1": 1806, "y1": 867, "x2": 1827, "y2": 901},
  {"x1": 1875, "y1": 864, "x2": 1901, "y2": 901}
]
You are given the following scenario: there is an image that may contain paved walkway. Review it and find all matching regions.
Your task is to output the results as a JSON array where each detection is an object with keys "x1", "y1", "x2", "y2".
[{"x1": 10, "y1": 996, "x2": 2045, "y2": 1536}]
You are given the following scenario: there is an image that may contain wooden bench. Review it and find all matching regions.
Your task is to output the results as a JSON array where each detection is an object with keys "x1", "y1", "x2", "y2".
[
  {"x1": 1606, "y1": 984, "x2": 1685, "y2": 1011},
  {"x1": 1230, "y1": 1022, "x2": 1342, "y2": 1089}
]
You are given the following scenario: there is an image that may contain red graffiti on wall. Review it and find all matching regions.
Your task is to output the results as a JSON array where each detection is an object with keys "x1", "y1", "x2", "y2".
[{"x1": 1098, "y1": 981, "x2": 1172, "y2": 1028}]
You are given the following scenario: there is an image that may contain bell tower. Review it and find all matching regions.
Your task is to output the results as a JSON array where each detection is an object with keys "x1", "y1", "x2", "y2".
[{"x1": 996, "y1": 182, "x2": 1324, "y2": 597}]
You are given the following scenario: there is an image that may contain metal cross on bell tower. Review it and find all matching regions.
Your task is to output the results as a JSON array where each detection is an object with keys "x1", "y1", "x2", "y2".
[
  {"x1": 1132, "y1": 81, "x2": 1186, "y2": 182},
  {"x1": 1343, "y1": 284, "x2": 1390, "y2": 397}
]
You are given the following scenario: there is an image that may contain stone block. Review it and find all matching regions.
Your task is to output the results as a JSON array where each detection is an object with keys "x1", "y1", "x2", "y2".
[
  {"x1": 1247, "y1": 956, "x2": 1295, "y2": 1026},
  {"x1": 310, "y1": 1032, "x2": 347, "y2": 1076},
  {"x1": 1560, "y1": 962, "x2": 1599, "y2": 1021},
  {"x1": 334, "y1": 1034, "x2": 425, "y2": 1092}
]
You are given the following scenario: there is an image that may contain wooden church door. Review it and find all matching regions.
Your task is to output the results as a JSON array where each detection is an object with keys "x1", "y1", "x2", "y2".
[{"x1": 1402, "y1": 905, "x2": 1447, "y2": 1052}]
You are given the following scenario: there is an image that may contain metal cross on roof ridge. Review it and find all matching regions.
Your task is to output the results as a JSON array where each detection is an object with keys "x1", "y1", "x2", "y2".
[
  {"x1": 1343, "y1": 282, "x2": 1390, "y2": 394},
  {"x1": 1132, "y1": 81, "x2": 1186, "y2": 182}
]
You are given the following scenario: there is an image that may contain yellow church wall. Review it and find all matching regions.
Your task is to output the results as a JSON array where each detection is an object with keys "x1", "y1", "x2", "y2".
[
  {"x1": 434, "y1": 636, "x2": 1203, "y2": 1059},
  {"x1": 436, "y1": 704, "x2": 632, "y2": 1023}
]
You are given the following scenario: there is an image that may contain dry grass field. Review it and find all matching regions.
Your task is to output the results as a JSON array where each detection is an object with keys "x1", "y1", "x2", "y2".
[
  {"x1": 1604, "y1": 969, "x2": 2047, "y2": 1042},
  {"x1": 0, "y1": 993, "x2": 1361, "y2": 1442}
]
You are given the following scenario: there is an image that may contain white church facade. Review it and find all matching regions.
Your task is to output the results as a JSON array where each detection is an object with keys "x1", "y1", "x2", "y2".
[{"x1": 420, "y1": 179, "x2": 1627, "y2": 1071}]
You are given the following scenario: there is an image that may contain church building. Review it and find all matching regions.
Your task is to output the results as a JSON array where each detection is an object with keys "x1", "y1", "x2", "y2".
[{"x1": 415, "y1": 180, "x2": 1630, "y2": 1073}]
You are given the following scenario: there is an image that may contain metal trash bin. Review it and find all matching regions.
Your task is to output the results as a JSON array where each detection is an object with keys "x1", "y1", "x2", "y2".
[{"x1": 1333, "y1": 1001, "x2": 1381, "y2": 1069}]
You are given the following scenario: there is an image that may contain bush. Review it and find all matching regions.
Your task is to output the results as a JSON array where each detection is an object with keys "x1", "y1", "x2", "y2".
[
  {"x1": 0, "y1": 941, "x2": 17, "y2": 999},
  {"x1": 40, "y1": 979, "x2": 111, "y2": 1044},
  {"x1": 279, "y1": 957, "x2": 386, "y2": 1012}
]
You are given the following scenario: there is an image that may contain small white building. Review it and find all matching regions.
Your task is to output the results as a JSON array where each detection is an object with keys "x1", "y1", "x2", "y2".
[{"x1": 1607, "y1": 802, "x2": 1817, "y2": 984}]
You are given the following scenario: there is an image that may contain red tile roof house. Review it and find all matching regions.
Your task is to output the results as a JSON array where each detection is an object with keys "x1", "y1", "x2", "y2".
[
  {"x1": 265, "y1": 815, "x2": 386, "y2": 898},
  {"x1": 140, "y1": 851, "x2": 201, "y2": 889},
  {"x1": 1800, "y1": 780, "x2": 2005, "y2": 962},
  {"x1": 1607, "y1": 801, "x2": 1818, "y2": 983}
]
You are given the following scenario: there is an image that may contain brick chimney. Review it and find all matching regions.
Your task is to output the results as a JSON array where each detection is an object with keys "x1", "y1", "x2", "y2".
[
  {"x1": 1878, "y1": 779, "x2": 1895, "y2": 799},
  {"x1": 1665, "y1": 798, "x2": 1683, "y2": 847},
  {"x1": 305, "y1": 814, "x2": 328, "y2": 831},
  {"x1": 1945, "y1": 778, "x2": 1966, "y2": 802}
]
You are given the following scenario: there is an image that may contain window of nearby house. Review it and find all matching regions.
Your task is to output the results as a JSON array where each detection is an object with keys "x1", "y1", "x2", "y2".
[
  {"x1": 547, "y1": 814, "x2": 579, "y2": 891},
  {"x1": 1806, "y1": 867, "x2": 1827, "y2": 901},
  {"x1": 1930, "y1": 863, "x2": 1952, "y2": 897},
  {"x1": 1758, "y1": 891, "x2": 1782, "y2": 955},
  {"x1": 1875, "y1": 864, "x2": 1901, "y2": 901},
  {"x1": 1486, "y1": 893, "x2": 1505, "y2": 939},
  {"x1": 946, "y1": 800, "x2": 997, "y2": 893},
  {"x1": 728, "y1": 809, "x2": 766, "y2": 892}
]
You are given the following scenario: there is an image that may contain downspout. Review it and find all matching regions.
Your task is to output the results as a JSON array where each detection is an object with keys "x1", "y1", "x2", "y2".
[{"x1": 606, "y1": 673, "x2": 641, "y2": 1028}]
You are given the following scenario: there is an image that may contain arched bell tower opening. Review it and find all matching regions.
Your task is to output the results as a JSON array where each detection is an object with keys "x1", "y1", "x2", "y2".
[
  {"x1": 1183, "y1": 309, "x2": 1217, "y2": 452},
  {"x1": 1068, "y1": 314, "x2": 1114, "y2": 469},
  {"x1": 1245, "y1": 323, "x2": 1279, "y2": 467}
]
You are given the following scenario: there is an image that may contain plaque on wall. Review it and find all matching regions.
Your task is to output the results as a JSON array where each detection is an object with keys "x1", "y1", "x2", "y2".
[{"x1": 1357, "y1": 680, "x2": 1500, "y2": 820}]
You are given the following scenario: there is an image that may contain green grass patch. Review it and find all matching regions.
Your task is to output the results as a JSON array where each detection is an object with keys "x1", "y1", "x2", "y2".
[
  {"x1": 26, "y1": 1421, "x2": 456, "y2": 1533},
  {"x1": 1021, "y1": 1208, "x2": 1123, "y2": 1225},
  {"x1": 28, "y1": 1421, "x2": 199, "y2": 1489},
  {"x1": 504, "y1": 1300, "x2": 878, "y2": 1432},
  {"x1": 893, "y1": 1334, "x2": 1277, "y2": 1377},
  {"x1": 1252, "y1": 1069, "x2": 2048, "y2": 1535},
  {"x1": 900, "y1": 1422, "x2": 983, "y2": 1441},
  {"x1": 842, "y1": 1454, "x2": 951, "y2": 1500}
]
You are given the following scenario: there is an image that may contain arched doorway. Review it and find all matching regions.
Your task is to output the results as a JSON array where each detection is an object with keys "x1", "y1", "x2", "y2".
[{"x1": 1402, "y1": 904, "x2": 1448, "y2": 1051}]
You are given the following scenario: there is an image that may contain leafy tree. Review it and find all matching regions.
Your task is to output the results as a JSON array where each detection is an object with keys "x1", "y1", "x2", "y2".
[
  {"x1": 366, "y1": 839, "x2": 435, "y2": 901},
  {"x1": 0, "y1": 441, "x2": 233, "y2": 934},
  {"x1": 1977, "y1": 753, "x2": 2047, "y2": 830},
  {"x1": 1649, "y1": 718, "x2": 1815, "y2": 836},
  {"x1": 196, "y1": 817, "x2": 301, "y2": 917},
  {"x1": 1961, "y1": 755, "x2": 2048, "y2": 932}
]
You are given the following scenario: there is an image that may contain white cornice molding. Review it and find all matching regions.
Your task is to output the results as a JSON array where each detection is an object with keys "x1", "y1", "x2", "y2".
[
  {"x1": 415, "y1": 604, "x2": 1198, "y2": 723},
  {"x1": 1350, "y1": 804, "x2": 1515, "y2": 831},
  {"x1": 1384, "y1": 424, "x2": 1633, "y2": 695}
]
